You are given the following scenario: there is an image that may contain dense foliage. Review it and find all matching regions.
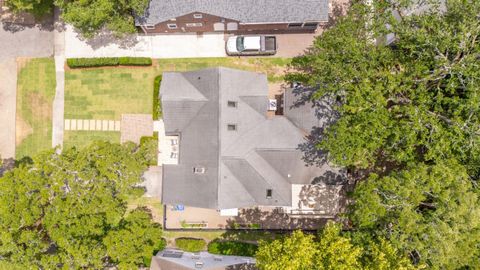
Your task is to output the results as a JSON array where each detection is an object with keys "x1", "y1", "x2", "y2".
[
  {"x1": 286, "y1": 0, "x2": 480, "y2": 268},
  {"x1": 5, "y1": 0, "x2": 53, "y2": 17},
  {"x1": 153, "y1": 75, "x2": 162, "y2": 120},
  {"x1": 67, "y1": 57, "x2": 152, "y2": 68},
  {"x1": 0, "y1": 142, "x2": 164, "y2": 269},
  {"x1": 175, "y1": 238, "x2": 206, "y2": 252},
  {"x1": 256, "y1": 223, "x2": 418, "y2": 270},
  {"x1": 140, "y1": 132, "x2": 159, "y2": 166},
  {"x1": 6, "y1": 0, "x2": 147, "y2": 37},
  {"x1": 208, "y1": 240, "x2": 258, "y2": 257},
  {"x1": 55, "y1": 0, "x2": 149, "y2": 38}
]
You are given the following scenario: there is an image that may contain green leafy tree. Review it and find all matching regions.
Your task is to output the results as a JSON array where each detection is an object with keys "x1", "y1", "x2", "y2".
[
  {"x1": 54, "y1": 0, "x2": 149, "y2": 38},
  {"x1": 315, "y1": 222, "x2": 362, "y2": 270},
  {"x1": 5, "y1": 0, "x2": 53, "y2": 17},
  {"x1": 104, "y1": 208, "x2": 163, "y2": 269},
  {"x1": 0, "y1": 141, "x2": 164, "y2": 269},
  {"x1": 286, "y1": 0, "x2": 480, "y2": 268},
  {"x1": 256, "y1": 230, "x2": 318, "y2": 270},
  {"x1": 256, "y1": 222, "x2": 417, "y2": 270},
  {"x1": 352, "y1": 162, "x2": 480, "y2": 269}
]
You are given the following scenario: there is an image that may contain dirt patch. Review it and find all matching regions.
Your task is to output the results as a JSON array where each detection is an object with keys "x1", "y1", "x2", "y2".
[
  {"x1": 268, "y1": 82, "x2": 286, "y2": 99},
  {"x1": 16, "y1": 115, "x2": 32, "y2": 146},
  {"x1": 16, "y1": 57, "x2": 30, "y2": 71},
  {"x1": 27, "y1": 92, "x2": 52, "y2": 120},
  {"x1": 231, "y1": 58, "x2": 288, "y2": 80}
]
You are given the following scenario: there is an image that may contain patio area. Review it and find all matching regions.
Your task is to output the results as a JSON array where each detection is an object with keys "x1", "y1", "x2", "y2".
[{"x1": 165, "y1": 182, "x2": 348, "y2": 230}]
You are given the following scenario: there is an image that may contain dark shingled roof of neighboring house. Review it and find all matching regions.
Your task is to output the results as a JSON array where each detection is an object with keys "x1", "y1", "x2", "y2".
[
  {"x1": 136, "y1": 0, "x2": 329, "y2": 26},
  {"x1": 160, "y1": 67, "x2": 341, "y2": 209}
]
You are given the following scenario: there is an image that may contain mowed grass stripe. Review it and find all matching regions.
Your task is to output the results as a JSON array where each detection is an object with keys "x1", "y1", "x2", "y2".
[{"x1": 16, "y1": 58, "x2": 56, "y2": 158}]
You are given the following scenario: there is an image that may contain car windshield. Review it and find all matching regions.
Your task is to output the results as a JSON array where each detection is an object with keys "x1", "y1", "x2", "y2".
[{"x1": 236, "y1": 37, "x2": 245, "y2": 51}]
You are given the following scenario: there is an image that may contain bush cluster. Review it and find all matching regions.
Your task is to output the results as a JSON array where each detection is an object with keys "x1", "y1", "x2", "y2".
[
  {"x1": 67, "y1": 57, "x2": 152, "y2": 68},
  {"x1": 175, "y1": 238, "x2": 206, "y2": 253},
  {"x1": 207, "y1": 240, "x2": 258, "y2": 257},
  {"x1": 153, "y1": 75, "x2": 162, "y2": 120},
  {"x1": 139, "y1": 132, "x2": 158, "y2": 166}
]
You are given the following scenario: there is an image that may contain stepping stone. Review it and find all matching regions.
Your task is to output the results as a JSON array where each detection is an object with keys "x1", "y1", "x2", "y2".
[
  {"x1": 114, "y1": 121, "x2": 121, "y2": 131},
  {"x1": 71, "y1": 119, "x2": 77, "y2": 130},
  {"x1": 83, "y1": 120, "x2": 89, "y2": 130},
  {"x1": 89, "y1": 120, "x2": 96, "y2": 131},
  {"x1": 108, "y1": 120, "x2": 115, "y2": 131},
  {"x1": 96, "y1": 120, "x2": 102, "y2": 130},
  {"x1": 65, "y1": 119, "x2": 71, "y2": 131},
  {"x1": 102, "y1": 120, "x2": 109, "y2": 131},
  {"x1": 77, "y1": 119, "x2": 83, "y2": 130}
]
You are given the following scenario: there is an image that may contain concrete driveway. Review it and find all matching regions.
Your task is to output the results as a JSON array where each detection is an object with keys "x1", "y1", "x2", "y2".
[
  {"x1": 0, "y1": 23, "x2": 53, "y2": 158},
  {"x1": 65, "y1": 25, "x2": 226, "y2": 58}
]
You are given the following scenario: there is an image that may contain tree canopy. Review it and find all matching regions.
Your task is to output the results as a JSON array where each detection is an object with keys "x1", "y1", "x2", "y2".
[
  {"x1": 55, "y1": 0, "x2": 149, "y2": 38},
  {"x1": 0, "y1": 141, "x2": 164, "y2": 269},
  {"x1": 286, "y1": 0, "x2": 480, "y2": 268},
  {"x1": 256, "y1": 222, "x2": 418, "y2": 270},
  {"x1": 6, "y1": 0, "x2": 148, "y2": 37},
  {"x1": 5, "y1": 0, "x2": 54, "y2": 17}
]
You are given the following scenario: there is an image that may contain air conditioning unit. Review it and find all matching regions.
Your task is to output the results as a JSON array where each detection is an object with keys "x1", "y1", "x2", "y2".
[{"x1": 268, "y1": 99, "x2": 277, "y2": 111}]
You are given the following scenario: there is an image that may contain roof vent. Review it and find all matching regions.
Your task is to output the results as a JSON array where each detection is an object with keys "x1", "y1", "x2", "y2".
[
  {"x1": 162, "y1": 250, "x2": 184, "y2": 258},
  {"x1": 266, "y1": 189, "x2": 273, "y2": 199},
  {"x1": 195, "y1": 261, "x2": 204, "y2": 268},
  {"x1": 193, "y1": 167, "x2": 206, "y2": 174}
]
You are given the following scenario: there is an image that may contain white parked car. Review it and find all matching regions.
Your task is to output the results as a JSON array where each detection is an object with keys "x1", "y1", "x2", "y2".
[{"x1": 226, "y1": 35, "x2": 277, "y2": 56}]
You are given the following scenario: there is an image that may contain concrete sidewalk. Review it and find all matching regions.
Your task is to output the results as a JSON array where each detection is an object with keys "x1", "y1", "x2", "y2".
[
  {"x1": 0, "y1": 59, "x2": 17, "y2": 158},
  {"x1": 52, "y1": 8, "x2": 65, "y2": 149},
  {"x1": 64, "y1": 25, "x2": 226, "y2": 58}
]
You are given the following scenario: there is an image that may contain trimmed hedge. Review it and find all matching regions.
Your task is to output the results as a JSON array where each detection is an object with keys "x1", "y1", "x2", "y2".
[
  {"x1": 207, "y1": 240, "x2": 258, "y2": 257},
  {"x1": 153, "y1": 75, "x2": 162, "y2": 120},
  {"x1": 67, "y1": 57, "x2": 118, "y2": 68},
  {"x1": 119, "y1": 57, "x2": 152, "y2": 66},
  {"x1": 175, "y1": 238, "x2": 206, "y2": 252},
  {"x1": 67, "y1": 57, "x2": 152, "y2": 68}
]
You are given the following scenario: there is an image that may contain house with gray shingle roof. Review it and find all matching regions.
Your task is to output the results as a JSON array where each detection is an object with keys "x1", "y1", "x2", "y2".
[
  {"x1": 136, "y1": 0, "x2": 329, "y2": 34},
  {"x1": 159, "y1": 67, "x2": 344, "y2": 213}
]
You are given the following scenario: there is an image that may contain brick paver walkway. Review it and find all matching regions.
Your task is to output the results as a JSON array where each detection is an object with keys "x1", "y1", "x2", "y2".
[{"x1": 64, "y1": 119, "x2": 120, "y2": 131}]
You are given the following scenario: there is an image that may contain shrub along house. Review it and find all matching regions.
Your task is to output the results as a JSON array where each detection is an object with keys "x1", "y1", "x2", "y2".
[{"x1": 135, "y1": 0, "x2": 330, "y2": 34}]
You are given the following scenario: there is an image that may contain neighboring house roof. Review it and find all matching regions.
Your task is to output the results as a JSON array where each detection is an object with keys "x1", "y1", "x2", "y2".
[
  {"x1": 160, "y1": 67, "x2": 341, "y2": 209},
  {"x1": 150, "y1": 249, "x2": 256, "y2": 270},
  {"x1": 136, "y1": 0, "x2": 329, "y2": 26}
]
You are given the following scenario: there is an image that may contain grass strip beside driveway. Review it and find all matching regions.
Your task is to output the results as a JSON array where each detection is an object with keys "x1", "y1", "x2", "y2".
[{"x1": 16, "y1": 58, "x2": 56, "y2": 159}]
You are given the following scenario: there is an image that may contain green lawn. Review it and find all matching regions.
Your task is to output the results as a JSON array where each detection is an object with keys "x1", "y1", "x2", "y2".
[
  {"x1": 63, "y1": 131, "x2": 120, "y2": 150},
  {"x1": 154, "y1": 57, "x2": 290, "y2": 83},
  {"x1": 64, "y1": 57, "x2": 290, "y2": 147},
  {"x1": 65, "y1": 68, "x2": 154, "y2": 119},
  {"x1": 16, "y1": 58, "x2": 56, "y2": 159}
]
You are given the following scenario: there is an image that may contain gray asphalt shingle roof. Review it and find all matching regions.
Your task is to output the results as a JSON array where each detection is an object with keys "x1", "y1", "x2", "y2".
[
  {"x1": 160, "y1": 67, "x2": 338, "y2": 209},
  {"x1": 136, "y1": 0, "x2": 329, "y2": 25}
]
